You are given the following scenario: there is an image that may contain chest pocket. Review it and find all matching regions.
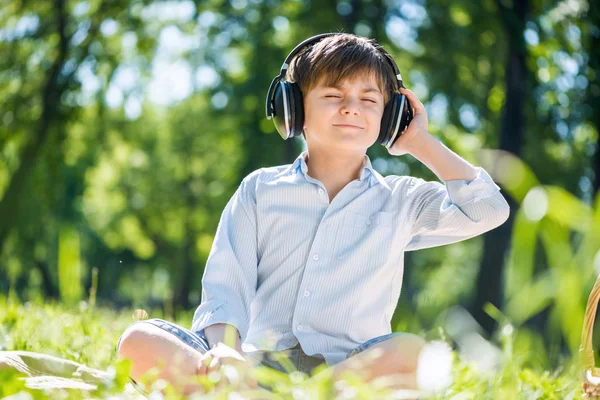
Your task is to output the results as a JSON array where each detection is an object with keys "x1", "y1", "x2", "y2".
[{"x1": 335, "y1": 211, "x2": 395, "y2": 266}]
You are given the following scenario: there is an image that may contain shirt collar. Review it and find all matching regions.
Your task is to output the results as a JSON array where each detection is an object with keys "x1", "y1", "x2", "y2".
[{"x1": 284, "y1": 150, "x2": 390, "y2": 190}]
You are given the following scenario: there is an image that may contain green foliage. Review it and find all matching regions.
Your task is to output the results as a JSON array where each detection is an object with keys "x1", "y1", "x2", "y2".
[
  {"x1": 477, "y1": 150, "x2": 600, "y2": 356},
  {"x1": 58, "y1": 224, "x2": 83, "y2": 305},
  {"x1": 0, "y1": 296, "x2": 586, "y2": 399},
  {"x1": 0, "y1": 1, "x2": 598, "y2": 398}
]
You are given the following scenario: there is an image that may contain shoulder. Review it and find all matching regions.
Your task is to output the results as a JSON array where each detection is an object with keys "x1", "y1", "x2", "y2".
[
  {"x1": 238, "y1": 163, "x2": 294, "y2": 200},
  {"x1": 241, "y1": 163, "x2": 293, "y2": 186}
]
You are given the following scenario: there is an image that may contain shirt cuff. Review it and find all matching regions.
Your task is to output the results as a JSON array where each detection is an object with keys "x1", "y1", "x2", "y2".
[
  {"x1": 191, "y1": 301, "x2": 247, "y2": 342},
  {"x1": 195, "y1": 328, "x2": 210, "y2": 346},
  {"x1": 445, "y1": 167, "x2": 501, "y2": 207}
]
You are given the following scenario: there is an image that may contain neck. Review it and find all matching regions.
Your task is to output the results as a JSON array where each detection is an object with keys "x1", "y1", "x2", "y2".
[{"x1": 304, "y1": 147, "x2": 366, "y2": 188}]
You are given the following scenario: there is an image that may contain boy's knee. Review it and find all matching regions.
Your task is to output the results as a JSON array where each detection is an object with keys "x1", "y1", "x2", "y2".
[
  {"x1": 386, "y1": 334, "x2": 427, "y2": 372},
  {"x1": 116, "y1": 321, "x2": 156, "y2": 360}
]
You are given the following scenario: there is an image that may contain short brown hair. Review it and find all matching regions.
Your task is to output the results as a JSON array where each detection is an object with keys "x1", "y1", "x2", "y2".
[{"x1": 286, "y1": 33, "x2": 398, "y2": 139}]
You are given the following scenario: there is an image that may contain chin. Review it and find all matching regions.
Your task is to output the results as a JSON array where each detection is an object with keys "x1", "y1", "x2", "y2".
[{"x1": 331, "y1": 140, "x2": 371, "y2": 153}]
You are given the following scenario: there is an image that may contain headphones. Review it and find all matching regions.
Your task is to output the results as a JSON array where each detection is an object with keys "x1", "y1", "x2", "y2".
[{"x1": 265, "y1": 33, "x2": 413, "y2": 150}]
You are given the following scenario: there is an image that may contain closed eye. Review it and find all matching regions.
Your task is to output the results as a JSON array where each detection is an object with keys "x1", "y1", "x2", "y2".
[{"x1": 325, "y1": 95, "x2": 377, "y2": 103}]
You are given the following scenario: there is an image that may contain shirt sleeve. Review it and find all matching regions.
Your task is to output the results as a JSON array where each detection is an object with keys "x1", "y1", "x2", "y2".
[
  {"x1": 191, "y1": 173, "x2": 258, "y2": 342},
  {"x1": 404, "y1": 167, "x2": 510, "y2": 252}
]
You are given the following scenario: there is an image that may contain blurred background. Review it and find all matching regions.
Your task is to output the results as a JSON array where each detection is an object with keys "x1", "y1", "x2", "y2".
[{"x1": 0, "y1": 0, "x2": 598, "y2": 372}]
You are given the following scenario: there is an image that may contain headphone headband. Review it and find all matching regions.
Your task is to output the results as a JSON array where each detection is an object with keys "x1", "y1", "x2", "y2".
[{"x1": 266, "y1": 33, "x2": 404, "y2": 120}]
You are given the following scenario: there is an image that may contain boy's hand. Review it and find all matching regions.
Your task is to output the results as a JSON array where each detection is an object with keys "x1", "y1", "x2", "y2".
[
  {"x1": 387, "y1": 88, "x2": 431, "y2": 157},
  {"x1": 197, "y1": 343, "x2": 258, "y2": 389}
]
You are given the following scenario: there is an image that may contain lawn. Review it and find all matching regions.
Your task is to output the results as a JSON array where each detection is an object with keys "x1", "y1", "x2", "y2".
[{"x1": 0, "y1": 294, "x2": 588, "y2": 399}]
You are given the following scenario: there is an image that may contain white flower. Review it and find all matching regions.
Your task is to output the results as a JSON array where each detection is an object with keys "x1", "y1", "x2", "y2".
[{"x1": 416, "y1": 340, "x2": 453, "y2": 395}]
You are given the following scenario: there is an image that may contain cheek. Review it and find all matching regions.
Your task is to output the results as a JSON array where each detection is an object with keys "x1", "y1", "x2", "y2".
[
  {"x1": 304, "y1": 102, "x2": 335, "y2": 124},
  {"x1": 367, "y1": 107, "x2": 384, "y2": 121}
]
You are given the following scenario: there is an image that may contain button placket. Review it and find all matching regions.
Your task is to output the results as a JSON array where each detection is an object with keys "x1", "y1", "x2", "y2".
[{"x1": 296, "y1": 206, "x2": 329, "y2": 337}]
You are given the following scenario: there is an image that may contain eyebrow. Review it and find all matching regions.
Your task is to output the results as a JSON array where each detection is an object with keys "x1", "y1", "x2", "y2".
[{"x1": 322, "y1": 84, "x2": 383, "y2": 96}]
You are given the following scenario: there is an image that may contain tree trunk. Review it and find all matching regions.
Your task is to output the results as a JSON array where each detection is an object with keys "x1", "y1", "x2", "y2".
[
  {"x1": 0, "y1": 0, "x2": 68, "y2": 258},
  {"x1": 471, "y1": 0, "x2": 528, "y2": 334},
  {"x1": 36, "y1": 260, "x2": 59, "y2": 299},
  {"x1": 587, "y1": 7, "x2": 600, "y2": 196}
]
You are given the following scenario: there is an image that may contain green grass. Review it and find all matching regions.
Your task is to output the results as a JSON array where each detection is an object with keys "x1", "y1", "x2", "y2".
[{"x1": 0, "y1": 295, "x2": 588, "y2": 399}]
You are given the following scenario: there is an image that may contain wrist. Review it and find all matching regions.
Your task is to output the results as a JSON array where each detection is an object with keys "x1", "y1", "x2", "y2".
[{"x1": 205, "y1": 323, "x2": 242, "y2": 349}]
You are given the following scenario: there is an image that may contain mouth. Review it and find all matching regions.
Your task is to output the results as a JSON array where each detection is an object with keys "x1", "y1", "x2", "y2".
[{"x1": 333, "y1": 124, "x2": 364, "y2": 129}]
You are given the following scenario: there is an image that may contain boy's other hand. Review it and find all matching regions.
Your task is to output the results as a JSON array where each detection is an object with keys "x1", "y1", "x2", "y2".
[
  {"x1": 387, "y1": 88, "x2": 431, "y2": 157},
  {"x1": 196, "y1": 342, "x2": 258, "y2": 390}
]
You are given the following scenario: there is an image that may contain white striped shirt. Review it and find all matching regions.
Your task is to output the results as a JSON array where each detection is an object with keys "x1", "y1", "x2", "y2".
[{"x1": 192, "y1": 150, "x2": 510, "y2": 365}]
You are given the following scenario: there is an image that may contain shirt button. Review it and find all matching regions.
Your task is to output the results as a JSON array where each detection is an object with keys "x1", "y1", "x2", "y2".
[
  {"x1": 297, "y1": 324, "x2": 303, "y2": 331},
  {"x1": 366, "y1": 219, "x2": 371, "y2": 226},
  {"x1": 313, "y1": 254, "x2": 319, "y2": 261},
  {"x1": 304, "y1": 290, "x2": 310, "y2": 297},
  {"x1": 318, "y1": 188, "x2": 325, "y2": 196}
]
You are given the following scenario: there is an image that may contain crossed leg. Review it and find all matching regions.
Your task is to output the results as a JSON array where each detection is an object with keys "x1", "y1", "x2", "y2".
[
  {"x1": 305, "y1": 333, "x2": 427, "y2": 397},
  {"x1": 116, "y1": 322, "x2": 208, "y2": 395},
  {"x1": 116, "y1": 321, "x2": 274, "y2": 397}
]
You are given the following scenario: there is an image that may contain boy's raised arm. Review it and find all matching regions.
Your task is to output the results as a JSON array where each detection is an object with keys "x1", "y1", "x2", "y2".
[
  {"x1": 390, "y1": 88, "x2": 481, "y2": 183},
  {"x1": 402, "y1": 165, "x2": 509, "y2": 251},
  {"x1": 389, "y1": 88, "x2": 509, "y2": 251},
  {"x1": 191, "y1": 173, "x2": 259, "y2": 349}
]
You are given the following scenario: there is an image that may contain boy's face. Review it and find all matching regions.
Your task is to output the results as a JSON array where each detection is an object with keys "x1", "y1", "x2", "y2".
[{"x1": 302, "y1": 73, "x2": 385, "y2": 153}]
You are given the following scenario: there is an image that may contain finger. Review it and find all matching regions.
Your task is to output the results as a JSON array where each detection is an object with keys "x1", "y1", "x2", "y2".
[
  {"x1": 399, "y1": 88, "x2": 423, "y2": 113},
  {"x1": 399, "y1": 88, "x2": 425, "y2": 114},
  {"x1": 202, "y1": 354, "x2": 214, "y2": 367},
  {"x1": 196, "y1": 362, "x2": 208, "y2": 376},
  {"x1": 209, "y1": 357, "x2": 221, "y2": 370}
]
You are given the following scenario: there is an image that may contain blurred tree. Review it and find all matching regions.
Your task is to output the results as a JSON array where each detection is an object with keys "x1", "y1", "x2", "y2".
[
  {"x1": 582, "y1": 3, "x2": 599, "y2": 194},
  {"x1": 476, "y1": 0, "x2": 529, "y2": 335},
  {"x1": 81, "y1": 94, "x2": 244, "y2": 309},
  {"x1": 374, "y1": 0, "x2": 526, "y2": 334},
  {"x1": 481, "y1": 150, "x2": 600, "y2": 360},
  {"x1": 0, "y1": 0, "x2": 158, "y2": 299},
  {"x1": 403, "y1": 0, "x2": 595, "y2": 336},
  {"x1": 0, "y1": 0, "x2": 74, "y2": 294}
]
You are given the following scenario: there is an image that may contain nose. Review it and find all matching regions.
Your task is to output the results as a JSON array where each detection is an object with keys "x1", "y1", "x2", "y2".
[{"x1": 340, "y1": 97, "x2": 361, "y2": 115}]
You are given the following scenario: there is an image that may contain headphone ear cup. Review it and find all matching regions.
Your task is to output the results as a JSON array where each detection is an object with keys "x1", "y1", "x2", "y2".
[
  {"x1": 273, "y1": 81, "x2": 305, "y2": 139},
  {"x1": 289, "y1": 82, "x2": 305, "y2": 138},
  {"x1": 378, "y1": 93, "x2": 400, "y2": 146},
  {"x1": 273, "y1": 81, "x2": 291, "y2": 139}
]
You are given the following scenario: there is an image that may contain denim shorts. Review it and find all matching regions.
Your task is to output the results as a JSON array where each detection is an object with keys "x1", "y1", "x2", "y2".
[
  {"x1": 345, "y1": 331, "x2": 407, "y2": 358},
  {"x1": 116, "y1": 318, "x2": 405, "y2": 392}
]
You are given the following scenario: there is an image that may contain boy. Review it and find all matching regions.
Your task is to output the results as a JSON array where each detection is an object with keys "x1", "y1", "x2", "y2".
[{"x1": 116, "y1": 33, "x2": 510, "y2": 396}]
